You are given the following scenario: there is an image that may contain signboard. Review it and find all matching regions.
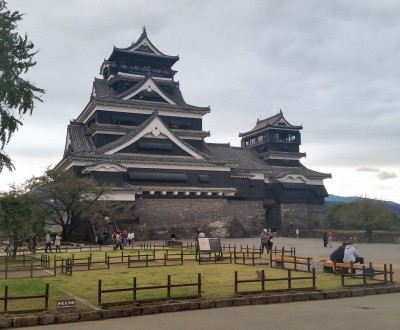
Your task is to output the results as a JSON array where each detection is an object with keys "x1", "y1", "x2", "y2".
[
  {"x1": 57, "y1": 299, "x2": 75, "y2": 309},
  {"x1": 197, "y1": 237, "x2": 222, "y2": 253}
]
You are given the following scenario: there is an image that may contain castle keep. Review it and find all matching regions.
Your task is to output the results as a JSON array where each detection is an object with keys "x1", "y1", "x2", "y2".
[{"x1": 56, "y1": 28, "x2": 331, "y2": 239}]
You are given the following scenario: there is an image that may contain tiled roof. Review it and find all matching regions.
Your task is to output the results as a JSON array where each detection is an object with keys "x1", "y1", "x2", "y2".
[
  {"x1": 91, "y1": 77, "x2": 210, "y2": 113},
  {"x1": 239, "y1": 110, "x2": 302, "y2": 137}
]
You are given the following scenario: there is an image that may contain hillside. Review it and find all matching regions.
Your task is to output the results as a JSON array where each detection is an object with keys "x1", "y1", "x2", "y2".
[{"x1": 325, "y1": 195, "x2": 400, "y2": 217}]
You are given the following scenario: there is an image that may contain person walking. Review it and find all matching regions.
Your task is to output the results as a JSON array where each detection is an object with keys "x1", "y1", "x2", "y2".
[
  {"x1": 45, "y1": 231, "x2": 52, "y2": 253},
  {"x1": 54, "y1": 233, "x2": 62, "y2": 253},
  {"x1": 260, "y1": 229, "x2": 269, "y2": 253},
  {"x1": 327, "y1": 230, "x2": 333, "y2": 247},
  {"x1": 322, "y1": 231, "x2": 328, "y2": 247},
  {"x1": 267, "y1": 228, "x2": 274, "y2": 253}
]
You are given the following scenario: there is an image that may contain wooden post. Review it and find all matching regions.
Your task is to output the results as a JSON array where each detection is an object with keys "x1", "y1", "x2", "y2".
[
  {"x1": 312, "y1": 268, "x2": 316, "y2": 288},
  {"x1": 261, "y1": 270, "x2": 265, "y2": 291},
  {"x1": 234, "y1": 271, "x2": 238, "y2": 294},
  {"x1": 288, "y1": 269, "x2": 292, "y2": 289},
  {"x1": 4, "y1": 286, "x2": 8, "y2": 312},
  {"x1": 197, "y1": 273, "x2": 202, "y2": 297},
  {"x1": 98, "y1": 280, "x2": 102, "y2": 304},
  {"x1": 133, "y1": 277, "x2": 137, "y2": 301},
  {"x1": 45, "y1": 283, "x2": 49, "y2": 310},
  {"x1": 54, "y1": 255, "x2": 57, "y2": 276},
  {"x1": 167, "y1": 275, "x2": 171, "y2": 298},
  {"x1": 30, "y1": 262, "x2": 33, "y2": 278},
  {"x1": 390, "y1": 264, "x2": 393, "y2": 283}
]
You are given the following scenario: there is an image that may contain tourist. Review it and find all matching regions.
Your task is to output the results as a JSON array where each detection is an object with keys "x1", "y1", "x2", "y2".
[
  {"x1": 267, "y1": 228, "x2": 274, "y2": 253},
  {"x1": 330, "y1": 242, "x2": 348, "y2": 263},
  {"x1": 343, "y1": 241, "x2": 364, "y2": 265},
  {"x1": 327, "y1": 230, "x2": 333, "y2": 247},
  {"x1": 112, "y1": 231, "x2": 117, "y2": 249},
  {"x1": 170, "y1": 232, "x2": 176, "y2": 241},
  {"x1": 54, "y1": 233, "x2": 62, "y2": 253},
  {"x1": 322, "y1": 231, "x2": 328, "y2": 247},
  {"x1": 32, "y1": 235, "x2": 37, "y2": 254},
  {"x1": 260, "y1": 229, "x2": 269, "y2": 253},
  {"x1": 45, "y1": 231, "x2": 52, "y2": 253},
  {"x1": 196, "y1": 229, "x2": 205, "y2": 238},
  {"x1": 127, "y1": 231, "x2": 133, "y2": 246},
  {"x1": 114, "y1": 232, "x2": 123, "y2": 250},
  {"x1": 121, "y1": 229, "x2": 128, "y2": 247}
]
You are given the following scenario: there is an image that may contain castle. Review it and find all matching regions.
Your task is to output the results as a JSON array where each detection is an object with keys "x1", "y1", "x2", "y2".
[{"x1": 56, "y1": 28, "x2": 331, "y2": 239}]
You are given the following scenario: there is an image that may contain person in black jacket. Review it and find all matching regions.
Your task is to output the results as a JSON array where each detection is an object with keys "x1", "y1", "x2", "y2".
[{"x1": 330, "y1": 242, "x2": 348, "y2": 263}]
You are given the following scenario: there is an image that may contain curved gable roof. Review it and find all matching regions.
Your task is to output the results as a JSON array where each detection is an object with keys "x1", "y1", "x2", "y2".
[{"x1": 239, "y1": 110, "x2": 303, "y2": 137}]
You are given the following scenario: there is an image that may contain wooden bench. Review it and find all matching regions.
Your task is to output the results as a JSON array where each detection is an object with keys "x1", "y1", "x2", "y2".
[
  {"x1": 323, "y1": 261, "x2": 358, "y2": 274},
  {"x1": 165, "y1": 240, "x2": 183, "y2": 248},
  {"x1": 273, "y1": 256, "x2": 312, "y2": 271}
]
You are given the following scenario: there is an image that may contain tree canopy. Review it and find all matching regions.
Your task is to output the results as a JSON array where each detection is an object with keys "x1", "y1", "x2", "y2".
[
  {"x1": 0, "y1": 1, "x2": 45, "y2": 172},
  {"x1": 0, "y1": 187, "x2": 44, "y2": 258},
  {"x1": 326, "y1": 198, "x2": 398, "y2": 242},
  {"x1": 26, "y1": 168, "x2": 135, "y2": 241}
]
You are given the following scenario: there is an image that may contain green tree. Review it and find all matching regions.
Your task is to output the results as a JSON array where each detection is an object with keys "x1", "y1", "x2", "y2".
[
  {"x1": 0, "y1": 1, "x2": 45, "y2": 172},
  {"x1": 26, "y1": 169, "x2": 134, "y2": 241},
  {"x1": 0, "y1": 187, "x2": 43, "y2": 258},
  {"x1": 338, "y1": 198, "x2": 397, "y2": 242}
]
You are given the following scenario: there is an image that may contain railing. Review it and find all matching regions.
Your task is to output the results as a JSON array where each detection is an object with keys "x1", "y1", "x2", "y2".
[
  {"x1": 0, "y1": 255, "x2": 55, "y2": 279},
  {"x1": 341, "y1": 263, "x2": 394, "y2": 287},
  {"x1": 0, "y1": 284, "x2": 49, "y2": 313},
  {"x1": 98, "y1": 274, "x2": 202, "y2": 306},
  {"x1": 234, "y1": 268, "x2": 316, "y2": 295}
]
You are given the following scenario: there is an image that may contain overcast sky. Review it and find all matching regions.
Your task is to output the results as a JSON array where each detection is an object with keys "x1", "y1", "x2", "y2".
[{"x1": 2, "y1": 0, "x2": 400, "y2": 203}]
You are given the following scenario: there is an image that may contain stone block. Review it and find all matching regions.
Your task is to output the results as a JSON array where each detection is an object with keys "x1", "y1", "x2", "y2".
[
  {"x1": 279, "y1": 294, "x2": 294, "y2": 303},
  {"x1": 374, "y1": 287, "x2": 389, "y2": 294},
  {"x1": 0, "y1": 319, "x2": 12, "y2": 329},
  {"x1": 267, "y1": 295, "x2": 280, "y2": 304},
  {"x1": 309, "y1": 292, "x2": 325, "y2": 300},
  {"x1": 179, "y1": 301, "x2": 200, "y2": 311},
  {"x1": 338, "y1": 290, "x2": 352, "y2": 298},
  {"x1": 131, "y1": 307, "x2": 143, "y2": 315},
  {"x1": 232, "y1": 297, "x2": 251, "y2": 306},
  {"x1": 39, "y1": 315, "x2": 56, "y2": 325},
  {"x1": 292, "y1": 293, "x2": 310, "y2": 301},
  {"x1": 388, "y1": 286, "x2": 400, "y2": 293},
  {"x1": 141, "y1": 306, "x2": 160, "y2": 315},
  {"x1": 12, "y1": 316, "x2": 39, "y2": 327},
  {"x1": 80, "y1": 311, "x2": 102, "y2": 321},
  {"x1": 102, "y1": 309, "x2": 123, "y2": 319},
  {"x1": 325, "y1": 291, "x2": 339, "y2": 299},
  {"x1": 159, "y1": 304, "x2": 181, "y2": 313},
  {"x1": 199, "y1": 300, "x2": 216, "y2": 309},
  {"x1": 56, "y1": 312, "x2": 80, "y2": 323},
  {"x1": 215, "y1": 299, "x2": 233, "y2": 308},
  {"x1": 250, "y1": 296, "x2": 269, "y2": 305}
]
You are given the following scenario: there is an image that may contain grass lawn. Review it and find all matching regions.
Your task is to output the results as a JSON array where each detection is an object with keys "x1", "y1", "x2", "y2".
[{"x1": 0, "y1": 249, "x2": 386, "y2": 317}]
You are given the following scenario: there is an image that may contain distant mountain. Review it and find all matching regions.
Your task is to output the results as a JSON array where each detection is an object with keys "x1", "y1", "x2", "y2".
[{"x1": 325, "y1": 195, "x2": 400, "y2": 217}]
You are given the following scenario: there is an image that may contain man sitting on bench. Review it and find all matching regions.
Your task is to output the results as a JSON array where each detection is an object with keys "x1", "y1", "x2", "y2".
[
  {"x1": 343, "y1": 241, "x2": 364, "y2": 273},
  {"x1": 330, "y1": 242, "x2": 348, "y2": 263}
]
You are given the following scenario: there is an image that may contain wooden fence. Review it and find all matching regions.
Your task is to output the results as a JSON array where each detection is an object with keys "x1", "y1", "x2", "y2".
[
  {"x1": 98, "y1": 274, "x2": 202, "y2": 306},
  {"x1": 341, "y1": 263, "x2": 394, "y2": 287},
  {"x1": 0, "y1": 255, "x2": 56, "y2": 279},
  {"x1": 234, "y1": 268, "x2": 316, "y2": 295},
  {"x1": 0, "y1": 284, "x2": 49, "y2": 313}
]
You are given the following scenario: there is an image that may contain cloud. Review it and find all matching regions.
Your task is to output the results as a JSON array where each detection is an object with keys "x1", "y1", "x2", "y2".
[
  {"x1": 377, "y1": 171, "x2": 398, "y2": 180},
  {"x1": 356, "y1": 167, "x2": 380, "y2": 173}
]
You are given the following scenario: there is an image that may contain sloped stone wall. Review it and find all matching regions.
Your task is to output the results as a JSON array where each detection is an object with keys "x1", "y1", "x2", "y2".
[
  {"x1": 280, "y1": 203, "x2": 328, "y2": 231},
  {"x1": 134, "y1": 198, "x2": 266, "y2": 239}
]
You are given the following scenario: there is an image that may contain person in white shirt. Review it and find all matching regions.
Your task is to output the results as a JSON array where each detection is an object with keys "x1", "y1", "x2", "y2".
[{"x1": 343, "y1": 241, "x2": 364, "y2": 265}]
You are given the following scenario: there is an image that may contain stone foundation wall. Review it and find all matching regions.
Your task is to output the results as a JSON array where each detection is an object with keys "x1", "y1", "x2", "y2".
[
  {"x1": 280, "y1": 203, "x2": 328, "y2": 231},
  {"x1": 134, "y1": 198, "x2": 266, "y2": 239}
]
